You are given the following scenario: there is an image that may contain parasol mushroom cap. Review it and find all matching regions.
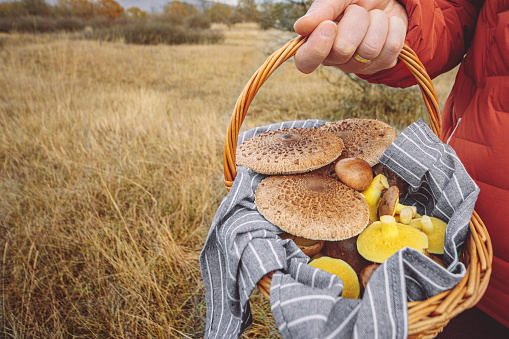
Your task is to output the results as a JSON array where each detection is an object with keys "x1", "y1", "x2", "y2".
[
  {"x1": 320, "y1": 118, "x2": 397, "y2": 166},
  {"x1": 309, "y1": 256, "x2": 360, "y2": 299},
  {"x1": 236, "y1": 127, "x2": 344, "y2": 175},
  {"x1": 357, "y1": 215, "x2": 429, "y2": 263},
  {"x1": 255, "y1": 173, "x2": 369, "y2": 241}
]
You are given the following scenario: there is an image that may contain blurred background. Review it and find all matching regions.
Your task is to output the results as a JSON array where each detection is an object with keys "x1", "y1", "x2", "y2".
[{"x1": 0, "y1": 1, "x2": 457, "y2": 337}]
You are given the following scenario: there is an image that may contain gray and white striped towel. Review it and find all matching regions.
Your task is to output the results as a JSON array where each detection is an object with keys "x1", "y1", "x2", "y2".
[{"x1": 199, "y1": 119, "x2": 479, "y2": 338}]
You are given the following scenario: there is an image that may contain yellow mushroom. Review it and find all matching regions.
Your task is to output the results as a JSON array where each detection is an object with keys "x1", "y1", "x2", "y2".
[
  {"x1": 309, "y1": 256, "x2": 360, "y2": 299},
  {"x1": 357, "y1": 215, "x2": 429, "y2": 263},
  {"x1": 420, "y1": 215, "x2": 447, "y2": 255},
  {"x1": 361, "y1": 174, "x2": 389, "y2": 222},
  {"x1": 378, "y1": 186, "x2": 417, "y2": 218},
  {"x1": 408, "y1": 218, "x2": 423, "y2": 230}
]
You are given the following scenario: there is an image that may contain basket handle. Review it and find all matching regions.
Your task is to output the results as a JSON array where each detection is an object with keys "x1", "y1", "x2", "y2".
[{"x1": 223, "y1": 36, "x2": 441, "y2": 191}]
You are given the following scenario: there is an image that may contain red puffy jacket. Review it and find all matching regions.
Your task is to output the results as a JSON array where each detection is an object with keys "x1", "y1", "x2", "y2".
[{"x1": 361, "y1": 0, "x2": 509, "y2": 328}]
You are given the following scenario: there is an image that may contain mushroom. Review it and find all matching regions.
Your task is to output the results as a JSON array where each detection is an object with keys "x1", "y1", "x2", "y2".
[
  {"x1": 279, "y1": 232, "x2": 325, "y2": 257},
  {"x1": 420, "y1": 215, "x2": 447, "y2": 255},
  {"x1": 323, "y1": 235, "x2": 370, "y2": 275},
  {"x1": 320, "y1": 118, "x2": 397, "y2": 166},
  {"x1": 378, "y1": 186, "x2": 417, "y2": 218},
  {"x1": 309, "y1": 256, "x2": 360, "y2": 299},
  {"x1": 360, "y1": 263, "x2": 380, "y2": 289},
  {"x1": 255, "y1": 173, "x2": 369, "y2": 241},
  {"x1": 357, "y1": 215, "x2": 429, "y2": 263},
  {"x1": 398, "y1": 207, "x2": 415, "y2": 224},
  {"x1": 236, "y1": 127, "x2": 344, "y2": 175},
  {"x1": 361, "y1": 174, "x2": 389, "y2": 222},
  {"x1": 408, "y1": 219, "x2": 421, "y2": 230},
  {"x1": 372, "y1": 163, "x2": 409, "y2": 197},
  {"x1": 334, "y1": 157, "x2": 373, "y2": 191}
]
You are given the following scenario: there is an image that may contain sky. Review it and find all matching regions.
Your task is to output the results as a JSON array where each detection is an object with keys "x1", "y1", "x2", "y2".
[{"x1": 0, "y1": 1, "x2": 239, "y2": 13}]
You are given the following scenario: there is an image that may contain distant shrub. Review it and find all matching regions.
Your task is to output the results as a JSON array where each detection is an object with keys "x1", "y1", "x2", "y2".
[
  {"x1": 327, "y1": 74, "x2": 428, "y2": 132},
  {"x1": 0, "y1": 14, "x2": 224, "y2": 46},
  {"x1": 184, "y1": 13, "x2": 211, "y2": 29},
  {"x1": 163, "y1": 13, "x2": 184, "y2": 26},
  {"x1": 87, "y1": 20, "x2": 223, "y2": 45},
  {"x1": 0, "y1": 16, "x2": 85, "y2": 33},
  {"x1": 54, "y1": 17, "x2": 86, "y2": 31}
]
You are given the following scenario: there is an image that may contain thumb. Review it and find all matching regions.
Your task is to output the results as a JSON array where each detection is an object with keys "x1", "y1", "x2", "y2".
[
  {"x1": 294, "y1": 21, "x2": 337, "y2": 74},
  {"x1": 294, "y1": 0, "x2": 352, "y2": 36}
]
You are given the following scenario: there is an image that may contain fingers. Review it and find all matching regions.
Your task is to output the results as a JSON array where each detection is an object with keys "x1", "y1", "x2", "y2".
[
  {"x1": 294, "y1": 0, "x2": 352, "y2": 36},
  {"x1": 327, "y1": 5, "x2": 369, "y2": 65},
  {"x1": 295, "y1": 21, "x2": 338, "y2": 74},
  {"x1": 354, "y1": 14, "x2": 407, "y2": 74},
  {"x1": 355, "y1": 10, "x2": 389, "y2": 61},
  {"x1": 294, "y1": 0, "x2": 409, "y2": 75},
  {"x1": 324, "y1": 9, "x2": 388, "y2": 73},
  {"x1": 323, "y1": 8, "x2": 407, "y2": 74}
]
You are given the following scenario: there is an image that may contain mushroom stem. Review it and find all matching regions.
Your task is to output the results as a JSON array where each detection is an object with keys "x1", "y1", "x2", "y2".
[
  {"x1": 380, "y1": 215, "x2": 399, "y2": 238},
  {"x1": 421, "y1": 215, "x2": 435, "y2": 234},
  {"x1": 395, "y1": 204, "x2": 417, "y2": 217},
  {"x1": 399, "y1": 207, "x2": 414, "y2": 224},
  {"x1": 362, "y1": 174, "x2": 389, "y2": 222}
]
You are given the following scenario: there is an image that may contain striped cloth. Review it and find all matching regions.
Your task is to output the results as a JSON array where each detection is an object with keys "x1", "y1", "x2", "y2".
[{"x1": 199, "y1": 119, "x2": 479, "y2": 338}]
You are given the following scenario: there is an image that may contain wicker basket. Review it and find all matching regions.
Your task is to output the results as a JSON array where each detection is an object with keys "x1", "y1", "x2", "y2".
[{"x1": 222, "y1": 36, "x2": 493, "y2": 338}]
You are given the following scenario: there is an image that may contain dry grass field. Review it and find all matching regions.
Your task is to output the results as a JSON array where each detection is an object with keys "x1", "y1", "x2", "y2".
[{"x1": 0, "y1": 23, "x2": 456, "y2": 338}]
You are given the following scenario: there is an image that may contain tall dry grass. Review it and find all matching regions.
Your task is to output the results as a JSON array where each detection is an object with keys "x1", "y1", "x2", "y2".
[{"x1": 0, "y1": 24, "x2": 455, "y2": 338}]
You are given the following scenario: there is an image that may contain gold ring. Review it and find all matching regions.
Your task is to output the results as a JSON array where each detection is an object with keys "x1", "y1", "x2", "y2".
[{"x1": 353, "y1": 53, "x2": 372, "y2": 65}]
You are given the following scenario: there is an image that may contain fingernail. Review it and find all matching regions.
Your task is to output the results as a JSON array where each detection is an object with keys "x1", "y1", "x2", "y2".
[{"x1": 320, "y1": 22, "x2": 336, "y2": 39}]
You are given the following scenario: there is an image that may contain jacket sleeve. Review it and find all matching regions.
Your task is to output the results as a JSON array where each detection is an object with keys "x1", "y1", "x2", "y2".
[{"x1": 358, "y1": 0, "x2": 484, "y2": 88}]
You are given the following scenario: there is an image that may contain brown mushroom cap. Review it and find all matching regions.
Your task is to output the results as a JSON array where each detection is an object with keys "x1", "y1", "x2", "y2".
[
  {"x1": 320, "y1": 118, "x2": 397, "y2": 166},
  {"x1": 323, "y1": 235, "x2": 370, "y2": 275},
  {"x1": 335, "y1": 157, "x2": 373, "y2": 191},
  {"x1": 236, "y1": 127, "x2": 344, "y2": 175},
  {"x1": 255, "y1": 173, "x2": 369, "y2": 241},
  {"x1": 378, "y1": 186, "x2": 400, "y2": 217}
]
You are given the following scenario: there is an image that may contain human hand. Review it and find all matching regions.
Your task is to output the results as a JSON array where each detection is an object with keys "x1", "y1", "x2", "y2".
[{"x1": 293, "y1": 0, "x2": 408, "y2": 74}]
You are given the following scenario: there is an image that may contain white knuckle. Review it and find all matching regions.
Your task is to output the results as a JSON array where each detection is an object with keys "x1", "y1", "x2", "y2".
[
  {"x1": 385, "y1": 40, "x2": 403, "y2": 55},
  {"x1": 346, "y1": 4, "x2": 368, "y2": 17},
  {"x1": 369, "y1": 9, "x2": 385, "y2": 18},
  {"x1": 332, "y1": 45, "x2": 356, "y2": 63},
  {"x1": 360, "y1": 41, "x2": 381, "y2": 59}
]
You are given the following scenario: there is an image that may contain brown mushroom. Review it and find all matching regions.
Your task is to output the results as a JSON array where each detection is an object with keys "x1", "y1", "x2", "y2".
[
  {"x1": 372, "y1": 163, "x2": 409, "y2": 196},
  {"x1": 236, "y1": 127, "x2": 344, "y2": 175},
  {"x1": 279, "y1": 232, "x2": 325, "y2": 257},
  {"x1": 360, "y1": 263, "x2": 380, "y2": 289},
  {"x1": 320, "y1": 118, "x2": 397, "y2": 166},
  {"x1": 334, "y1": 157, "x2": 373, "y2": 191},
  {"x1": 323, "y1": 235, "x2": 370, "y2": 275},
  {"x1": 255, "y1": 173, "x2": 369, "y2": 241},
  {"x1": 378, "y1": 186, "x2": 417, "y2": 218}
]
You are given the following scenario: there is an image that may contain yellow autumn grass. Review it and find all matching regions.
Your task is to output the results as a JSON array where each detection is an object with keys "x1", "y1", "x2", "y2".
[{"x1": 0, "y1": 23, "x2": 455, "y2": 338}]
